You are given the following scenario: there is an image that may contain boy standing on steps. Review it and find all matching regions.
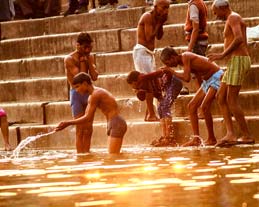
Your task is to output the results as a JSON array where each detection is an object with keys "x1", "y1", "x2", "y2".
[
  {"x1": 64, "y1": 32, "x2": 99, "y2": 153},
  {"x1": 55, "y1": 72, "x2": 127, "y2": 154},
  {"x1": 160, "y1": 46, "x2": 223, "y2": 147},
  {"x1": 208, "y1": 0, "x2": 255, "y2": 146},
  {"x1": 126, "y1": 67, "x2": 182, "y2": 147}
]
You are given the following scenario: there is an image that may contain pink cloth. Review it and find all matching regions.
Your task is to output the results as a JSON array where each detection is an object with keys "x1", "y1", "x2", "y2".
[{"x1": 0, "y1": 108, "x2": 7, "y2": 117}]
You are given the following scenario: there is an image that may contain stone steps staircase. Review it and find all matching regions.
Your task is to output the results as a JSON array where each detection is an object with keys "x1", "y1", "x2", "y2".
[{"x1": 0, "y1": 0, "x2": 258, "y2": 149}]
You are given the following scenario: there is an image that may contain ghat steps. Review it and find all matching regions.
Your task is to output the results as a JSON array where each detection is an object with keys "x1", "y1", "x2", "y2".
[{"x1": 0, "y1": 0, "x2": 258, "y2": 149}]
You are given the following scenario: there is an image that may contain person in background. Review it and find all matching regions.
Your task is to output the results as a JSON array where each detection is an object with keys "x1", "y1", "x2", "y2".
[
  {"x1": 133, "y1": 0, "x2": 170, "y2": 122},
  {"x1": 64, "y1": 32, "x2": 98, "y2": 153},
  {"x1": 0, "y1": 0, "x2": 15, "y2": 22},
  {"x1": 55, "y1": 72, "x2": 127, "y2": 154},
  {"x1": 16, "y1": 0, "x2": 61, "y2": 19},
  {"x1": 0, "y1": 109, "x2": 12, "y2": 151},
  {"x1": 63, "y1": 0, "x2": 93, "y2": 16},
  {"x1": 208, "y1": 0, "x2": 255, "y2": 146},
  {"x1": 182, "y1": 0, "x2": 209, "y2": 102}
]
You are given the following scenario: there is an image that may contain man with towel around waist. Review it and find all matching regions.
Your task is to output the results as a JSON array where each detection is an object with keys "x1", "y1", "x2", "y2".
[{"x1": 133, "y1": 0, "x2": 170, "y2": 122}]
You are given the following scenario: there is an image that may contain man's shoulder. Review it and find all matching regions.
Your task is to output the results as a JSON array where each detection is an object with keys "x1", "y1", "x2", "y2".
[{"x1": 140, "y1": 11, "x2": 152, "y2": 22}]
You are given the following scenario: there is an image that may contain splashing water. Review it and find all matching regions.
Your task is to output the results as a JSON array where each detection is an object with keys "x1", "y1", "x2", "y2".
[{"x1": 11, "y1": 131, "x2": 56, "y2": 159}]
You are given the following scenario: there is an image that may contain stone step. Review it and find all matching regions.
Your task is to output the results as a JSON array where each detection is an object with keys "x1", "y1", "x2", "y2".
[
  {"x1": 1, "y1": 17, "x2": 259, "y2": 61},
  {"x1": 45, "y1": 90, "x2": 259, "y2": 124},
  {"x1": 0, "y1": 56, "x2": 65, "y2": 80},
  {"x1": 0, "y1": 77, "x2": 68, "y2": 102},
  {"x1": 1, "y1": 89, "x2": 258, "y2": 126},
  {"x1": 1, "y1": 61, "x2": 258, "y2": 103},
  {"x1": 3, "y1": 115, "x2": 258, "y2": 150},
  {"x1": 1, "y1": 41, "x2": 259, "y2": 82},
  {"x1": 121, "y1": 17, "x2": 259, "y2": 51},
  {"x1": 2, "y1": 0, "x2": 258, "y2": 40}
]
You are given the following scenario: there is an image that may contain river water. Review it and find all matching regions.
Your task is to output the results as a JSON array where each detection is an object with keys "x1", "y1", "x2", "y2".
[{"x1": 0, "y1": 145, "x2": 259, "y2": 207}]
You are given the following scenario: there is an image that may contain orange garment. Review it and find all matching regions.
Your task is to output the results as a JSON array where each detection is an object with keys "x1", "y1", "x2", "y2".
[{"x1": 184, "y1": 0, "x2": 208, "y2": 41}]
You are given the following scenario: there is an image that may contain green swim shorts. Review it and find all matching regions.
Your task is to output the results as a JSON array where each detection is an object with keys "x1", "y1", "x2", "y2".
[{"x1": 222, "y1": 56, "x2": 251, "y2": 86}]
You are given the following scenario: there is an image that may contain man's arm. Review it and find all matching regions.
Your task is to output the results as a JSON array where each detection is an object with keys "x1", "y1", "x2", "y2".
[
  {"x1": 65, "y1": 56, "x2": 79, "y2": 76},
  {"x1": 79, "y1": 55, "x2": 99, "y2": 81},
  {"x1": 188, "y1": 21, "x2": 199, "y2": 51},
  {"x1": 208, "y1": 15, "x2": 244, "y2": 61},
  {"x1": 221, "y1": 15, "x2": 244, "y2": 57},
  {"x1": 55, "y1": 95, "x2": 97, "y2": 131},
  {"x1": 187, "y1": 4, "x2": 200, "y2": 52},
  {"x1": 161, "y1": 55, "x2": 191, "y2": 82},
  {"x1": 142, "y1": 13, "x2": 165, "y2": 42}
]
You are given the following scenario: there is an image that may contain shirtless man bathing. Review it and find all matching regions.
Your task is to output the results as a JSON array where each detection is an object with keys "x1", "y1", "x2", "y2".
[
  {"x1": 55, "y1": 72, "x2": 127, "y2": 154},
  {"x1": 208, "y1": 0, "x2": 255, "y2": 146},
  {"x1": 160, "y1": 46, "x2": 223, "y2": 146}
]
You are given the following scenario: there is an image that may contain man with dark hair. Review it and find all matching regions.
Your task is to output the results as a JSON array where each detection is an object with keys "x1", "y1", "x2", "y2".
[
  {"x1": 161, "y1": 46, "x2": 223, "y2": 146},
  {"x1": 64, "y1": 32, "x2": 99, "y2": 153},
  {"x1": 55, "y1": 72, "x2": 127, "y2": 154},
  {"x1": 208, "y1": 0, "x2": 254, "y2": 146},
  {"x1": 133, "y1": 0, "x2": 170, "y2": 122}
]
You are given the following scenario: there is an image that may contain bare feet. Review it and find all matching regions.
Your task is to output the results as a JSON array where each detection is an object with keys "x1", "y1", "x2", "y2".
[
  {"x1": 4, "y1": 143, "x2": 13, "y2": 151},
  {"x1": 151, "y1": 136, "x2": 178, "y2": 147},
  {"x1": 215, "y1": 134, "x2": 237, "y2": 147},
  {"x1": 145, "y1": 116, "x2": 159, "y2": 122},
  {"x1": 204, "y1": 139, "x2": 217, "y2": 146},
  {"x1": 181, "y1": 135, "x2": 202, "y2": 147},
  {"x1": 237, "y1": 136, "x2": 255, "y2": 145}
]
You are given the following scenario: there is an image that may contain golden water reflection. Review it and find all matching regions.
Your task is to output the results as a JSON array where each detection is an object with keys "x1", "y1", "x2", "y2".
[{"x1": 0, "y1": 146, "x2": 259, "y2": 207}]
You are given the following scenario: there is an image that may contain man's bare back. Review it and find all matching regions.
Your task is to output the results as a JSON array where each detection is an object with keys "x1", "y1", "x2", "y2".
[
  {"x1": 182, "y1": 52, "x2": 220, "y2": 80},
  {"x1": 87, "y1": 87, "x2": 119, "y2": 121}
]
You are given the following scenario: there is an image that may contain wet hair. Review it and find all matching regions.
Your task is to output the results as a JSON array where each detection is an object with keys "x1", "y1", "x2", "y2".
[
  {"x1": 77, "y1": 32, "x2": 93, "y2": 45},
  {"x1": 160, "y1": 46, "x2": 178, "y2": 63},
  {"x1": 73, "y1": 72, "x2": 92, "y2": 85},
  {"x1": 126, "y1": 71, "x2": 140, "y2": 84},
  {"x1": 213, "y1": 0, "x2": 229, "y2": 8}
]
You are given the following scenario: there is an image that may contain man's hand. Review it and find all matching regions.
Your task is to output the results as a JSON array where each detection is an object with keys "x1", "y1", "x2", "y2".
[
  {"x1": 208, "y1": 53, "x2": 224, "y2": 62},
  {"x1": 160, "y1": 66, "x2": 174, "y2": 74},
  {"x1": 55, "y1": 121, "x2": 70, "y2": 131}
]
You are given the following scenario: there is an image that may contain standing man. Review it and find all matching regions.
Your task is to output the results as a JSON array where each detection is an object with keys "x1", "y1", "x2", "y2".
[
  {"x1": 183, "y1": 0, "x2": 209, "y2": 101},
  {"x1": 133, "y1": 0, "x2": 170, "y2": 122},
  {"x1": 208, "y1": 0, "x2": 254, "y2": 146},
  {"x1": 185, "y1": 0, "x2": 208, "y2": 56},
  {"x1": 64, "y1": 32, "x2": 99, "y2": 153},
  {"x1": 55, "y1": 72, "x2": 127, "y2": 154}
]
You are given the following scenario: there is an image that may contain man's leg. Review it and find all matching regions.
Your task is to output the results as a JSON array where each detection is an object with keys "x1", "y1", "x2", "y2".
[
  {"x1": 216, "y1": 83, "x2": 236, "y2": 143},
  {"x1": 0, "y1": 116, "x2": 12, "y2": 151},
  {"x1": 145, "y1": 92, "x2": 158, "y2": 121},
  {"x1": 182, "y1": 88, "x2": 205, "y2": 146},
  {"x1": 227, "y1": 85, "x2": 254, "y2": 143},
  {"x1": 108, "y1": 136, "x2": 123, "y2": 154},
  {"x1": 200, "y1": 87, "x2": 217, "y2": 145},
  {"x1": 75, "y1": 113, "x2": 93, "y2": 153}
]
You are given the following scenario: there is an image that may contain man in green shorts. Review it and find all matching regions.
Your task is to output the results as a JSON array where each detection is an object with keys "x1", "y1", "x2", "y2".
[{"x1": 208, "y1": 0, "x2": 254, "y2": 146}]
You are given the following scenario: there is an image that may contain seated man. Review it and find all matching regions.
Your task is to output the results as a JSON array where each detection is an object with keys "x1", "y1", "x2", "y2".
[
  {"x1": 160, "y1": 46, "x2": 224, "y2": 147},
  {"x1": 126, "y1": 68, "x2": 182, "y2": 147},
  {"x1": 0, "y1": 108, "x2": 12, "y2": 151}
]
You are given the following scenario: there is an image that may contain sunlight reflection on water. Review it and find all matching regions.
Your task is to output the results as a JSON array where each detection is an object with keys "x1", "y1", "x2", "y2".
[{"x1": 0, "y1": 145, "x2": 259, "y2": 207}]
